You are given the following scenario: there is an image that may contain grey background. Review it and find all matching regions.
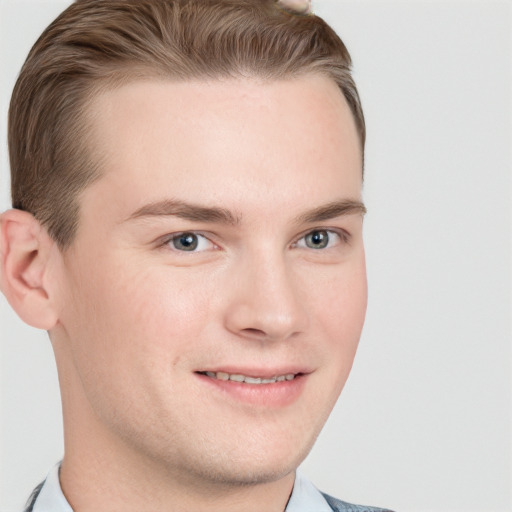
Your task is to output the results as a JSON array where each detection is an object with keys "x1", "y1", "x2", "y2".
[{"x1": 1, "y1": 1, "x2": 511, "y2": 511}]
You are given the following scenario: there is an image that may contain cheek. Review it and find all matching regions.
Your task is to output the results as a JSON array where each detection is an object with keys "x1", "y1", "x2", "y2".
[
  {"x1": 59, "y1": 256, "x2": 221, "y2": 432},
  {"x1": 299, "y1": 258, "x2": 367, "y2": 425},
  {"x1": 310, "y1": 257, "x2": 368, "y2": 359},
  {"x1": 63, "y1": 256, "x2": 216, "y2": 377}
]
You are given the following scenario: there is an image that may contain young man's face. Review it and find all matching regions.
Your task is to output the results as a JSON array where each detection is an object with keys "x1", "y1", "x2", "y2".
[{"x1": 52, "y1": 75, "x2": 367, "y2": 487}]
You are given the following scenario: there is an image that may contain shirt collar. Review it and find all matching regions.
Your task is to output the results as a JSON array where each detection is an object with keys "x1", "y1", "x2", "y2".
[
  {"x1": 285, "y1": 471, "x2": 332, "y2": 512},
  {"x1": 31, "y1": 464, "x2": 330, "y2": 512},
  {"x1": 32, "y1": 463, "x2": 72, "y2": 512}
]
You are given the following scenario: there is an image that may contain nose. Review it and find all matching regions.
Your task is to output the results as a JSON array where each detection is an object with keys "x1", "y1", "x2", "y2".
[{"x1": 223, "y1": 250, "x2": 309, "y2": 343}]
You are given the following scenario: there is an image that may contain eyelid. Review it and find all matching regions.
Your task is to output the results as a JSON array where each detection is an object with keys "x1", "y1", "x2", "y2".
[
  {"x1": 159, "y1": 231, "x2": 218, "y2": 252},
  {"x1": 292, "y1": 227, "x2": 351, "y2": 249}
]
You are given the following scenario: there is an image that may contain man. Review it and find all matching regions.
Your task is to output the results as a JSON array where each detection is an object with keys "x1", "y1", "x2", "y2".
[{"x1": 0, "y1": 0, "x2": 392, "y2": 510}]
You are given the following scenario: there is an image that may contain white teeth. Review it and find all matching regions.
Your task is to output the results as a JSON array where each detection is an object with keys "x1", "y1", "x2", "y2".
[
  {"x1": 203, "y1": 371, "x2": 297, "y2": 384},
  {"x1": 244, "y1": 377, "x2": 262, "y2": 384}
]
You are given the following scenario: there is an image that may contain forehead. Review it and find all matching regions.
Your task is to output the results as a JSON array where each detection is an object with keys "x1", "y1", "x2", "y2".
[{"x1": 81, "y1": 75, "x2": 362, "y2": 223}]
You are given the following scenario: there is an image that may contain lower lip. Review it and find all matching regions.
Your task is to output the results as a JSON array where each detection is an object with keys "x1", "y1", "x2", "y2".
[{"x1": 195, "y1": 373, "x2": 307, "y2": 408}]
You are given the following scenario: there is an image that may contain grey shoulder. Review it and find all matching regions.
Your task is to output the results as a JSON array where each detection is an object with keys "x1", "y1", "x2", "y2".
[{"x1": 322, "y1": 492, "x2": 395, "y2": 512}]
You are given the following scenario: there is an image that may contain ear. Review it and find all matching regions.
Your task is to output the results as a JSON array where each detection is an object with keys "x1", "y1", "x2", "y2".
[{"x1": 0, "y1": 209, "x2": 60, "y2": 330}]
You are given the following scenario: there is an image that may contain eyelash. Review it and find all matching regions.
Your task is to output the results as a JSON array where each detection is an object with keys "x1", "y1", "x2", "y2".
[{"x1": 160, "y1": 228, "x2": 351, "y2": 253}]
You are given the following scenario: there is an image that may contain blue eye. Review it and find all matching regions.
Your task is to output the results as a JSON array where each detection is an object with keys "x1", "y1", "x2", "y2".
[
  {"x1": 172, "y1": 233, "x2": 198, "y2": 251},
  {"x1": 167, "y1": 232, "x2": 213, "y2": 252},
  {"x1": 296, "y1": 230, "x2": 344, "y2": 250},
  {"x1": 305, "y1": 230, "x2": 329, "y2": 249}
]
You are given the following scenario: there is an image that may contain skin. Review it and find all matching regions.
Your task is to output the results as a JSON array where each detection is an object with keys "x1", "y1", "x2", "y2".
[
  {"x1": 0, "y1": 74, "x2": 366, "y2": 512},
  {"x1": 277, "y1": 0, "x2": 312, "y2": 14}
]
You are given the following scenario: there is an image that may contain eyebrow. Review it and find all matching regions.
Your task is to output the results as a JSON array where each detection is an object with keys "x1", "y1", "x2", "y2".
[
  {"x1": 294, "y1": 200, "x2": 367, "y2": 224},
  {"x1": 126, "y1": 199, "x2": 241, "y2": 225},
  {"x1": 126, "y1": 198, "x2": 366, "y2": 225}
]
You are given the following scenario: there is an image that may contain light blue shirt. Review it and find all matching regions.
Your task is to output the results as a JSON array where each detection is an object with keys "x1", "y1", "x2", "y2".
[
  {"x1": 30, "y1": 464, "x2": 332, "y2": 512},
  {"x1": 30, "y1": 465, "x2": 72, "y2": 512}
]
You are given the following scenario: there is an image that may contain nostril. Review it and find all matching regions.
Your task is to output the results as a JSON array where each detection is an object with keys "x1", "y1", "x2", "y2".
[{"x1": 242, "y1": 328, "x2": 267, "y2": 338}]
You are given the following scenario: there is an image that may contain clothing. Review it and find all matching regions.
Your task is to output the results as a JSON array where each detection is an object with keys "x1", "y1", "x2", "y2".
[
  {"x1": 321, "y1": 493, "x2": 395, "y2": 512},
  {"x1": 24, "y1": 463, "x2": 393, "y2": 512},
  {"x1": 25, "y1": 465, "x2": 72, "y2": 512}
]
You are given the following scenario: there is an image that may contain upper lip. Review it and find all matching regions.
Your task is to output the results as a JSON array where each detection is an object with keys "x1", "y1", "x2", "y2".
[{"x1": 195, "y1": 366, "x2": 312, "y2": 379}]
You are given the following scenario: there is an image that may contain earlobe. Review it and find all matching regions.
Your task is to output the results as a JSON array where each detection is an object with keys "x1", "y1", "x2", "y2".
[{"x1": 0, "y1": 209, "x2": 60, "y2": 330}]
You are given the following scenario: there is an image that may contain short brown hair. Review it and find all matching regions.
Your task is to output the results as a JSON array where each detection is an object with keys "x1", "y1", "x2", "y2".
[{"x1": 9, "y1": 0, "x2": 365, "y2": 248}]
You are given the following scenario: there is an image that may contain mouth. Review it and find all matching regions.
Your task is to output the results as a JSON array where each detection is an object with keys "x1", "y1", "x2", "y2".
[
  {"x1": 195, "y1": 369, "x2": 308, "y2": 407},
  {"x1": 196, "y1": 371, "x2": 300, "y2": 385}
]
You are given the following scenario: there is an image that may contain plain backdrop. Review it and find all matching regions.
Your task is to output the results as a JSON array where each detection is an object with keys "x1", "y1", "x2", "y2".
[{"x1": 0, "y1": 1, "x2": 510, "y2": 511}]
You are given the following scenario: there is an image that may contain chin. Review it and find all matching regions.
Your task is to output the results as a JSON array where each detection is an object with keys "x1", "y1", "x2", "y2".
[
  {"x1": 193, "y1": 456, "x2": 302, "y2": 489},
  {"x1": 179, "y1": 428, "x2": 318, "y2": 489}
]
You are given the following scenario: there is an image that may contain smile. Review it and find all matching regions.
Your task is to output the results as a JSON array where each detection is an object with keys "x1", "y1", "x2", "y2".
[
  {"x1": 199, "y1": 371, "x2": 298, "y2": 384},
  {"x1": 195, "y1": 369, "x2": 307, "y2": 407}
]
